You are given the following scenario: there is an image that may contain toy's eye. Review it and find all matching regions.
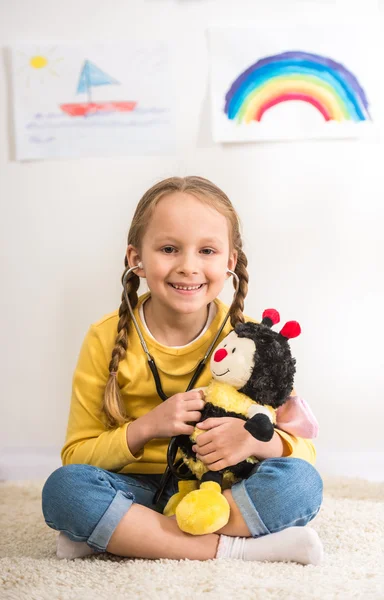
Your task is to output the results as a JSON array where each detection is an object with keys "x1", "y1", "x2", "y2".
[
  {"x1": 224, "y1": 344, "x2": 227, "y2": 348},
  {"x1": 232, "y1": 347, "x2": 236, "y2": 353}
]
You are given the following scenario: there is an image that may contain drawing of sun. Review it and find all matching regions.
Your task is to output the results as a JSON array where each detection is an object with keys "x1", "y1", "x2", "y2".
[{"x1": 16, "y1": 46, "x2": 64, "y2": 87}]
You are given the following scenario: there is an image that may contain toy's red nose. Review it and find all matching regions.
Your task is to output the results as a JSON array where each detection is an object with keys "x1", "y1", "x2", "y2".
[{"x1": 214, "y1": 348, "x2": 228, "y2": 362}]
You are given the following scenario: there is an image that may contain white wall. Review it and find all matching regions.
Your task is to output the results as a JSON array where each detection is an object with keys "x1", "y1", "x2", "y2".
[{"x1": 1, "y1": 0, "x2": 383, "y2": 481}]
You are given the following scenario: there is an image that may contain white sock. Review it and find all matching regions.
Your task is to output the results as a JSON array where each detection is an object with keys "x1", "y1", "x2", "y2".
[
  {"x1": 56, "y1": 532, "x2": 97, "y2": 560},
  {"x1": 216, "y1": 527, "x2": 323, "y2": 566}
]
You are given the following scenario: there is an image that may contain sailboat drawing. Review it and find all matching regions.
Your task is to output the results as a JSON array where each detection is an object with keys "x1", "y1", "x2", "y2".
[{"x1": 60, "y1": 60, "x2": 137, "y2": 117}]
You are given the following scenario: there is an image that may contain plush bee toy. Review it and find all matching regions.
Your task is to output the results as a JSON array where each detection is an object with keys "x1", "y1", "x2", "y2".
[{"x1": 163, "y1": 309, "x2": 301, "y2": 535}]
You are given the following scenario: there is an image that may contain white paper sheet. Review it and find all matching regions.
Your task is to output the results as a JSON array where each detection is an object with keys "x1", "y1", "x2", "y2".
[
  {"x1": 11, "y1": 42, "x2": 175, "y2": 160},
  {"x1": 209, "y1": 24, "x2": 379, "y2": 142}
]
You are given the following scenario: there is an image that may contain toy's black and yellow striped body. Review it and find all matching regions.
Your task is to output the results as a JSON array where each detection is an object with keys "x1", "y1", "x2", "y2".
[{"x1": 177, "y1": 380, "x2": 276, "y2": 489}]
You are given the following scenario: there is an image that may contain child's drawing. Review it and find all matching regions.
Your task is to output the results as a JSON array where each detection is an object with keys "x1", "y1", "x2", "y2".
[
  {"x1": 209, "y1": 25, "x2": 377, "y2": 142},
  {"x1": 11, "y1": 43, "x2": 174, "y2": 160},
  {"x1": 225, "y1": 51, "x2": 371, "y2": 125},
  {"x1": 60, "y1": 60, "x2": 137, "y2": 117}
]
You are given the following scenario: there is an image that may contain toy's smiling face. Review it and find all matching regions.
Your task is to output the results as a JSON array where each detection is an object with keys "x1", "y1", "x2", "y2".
[{"x1": 210, "y1": 330, "x2": 256, "y2": 389}]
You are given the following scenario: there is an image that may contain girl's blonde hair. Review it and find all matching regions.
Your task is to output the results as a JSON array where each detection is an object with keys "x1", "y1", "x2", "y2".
[{"x1": 102, "y1": 176, "x2": 249, "y2": 428}]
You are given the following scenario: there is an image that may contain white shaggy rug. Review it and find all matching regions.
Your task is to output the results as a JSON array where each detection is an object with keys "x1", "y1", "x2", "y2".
[{"x1": 0, "y1": 476, "x2": 383, "y2": 600}]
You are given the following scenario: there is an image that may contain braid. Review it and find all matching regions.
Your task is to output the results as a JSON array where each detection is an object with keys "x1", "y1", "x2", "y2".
[
  {"x1": 229, "y1": 247, "x2": 249, "y2": 328},
  {"x1": 102, "y1": 257, "x2": 140, "y2": 429}
]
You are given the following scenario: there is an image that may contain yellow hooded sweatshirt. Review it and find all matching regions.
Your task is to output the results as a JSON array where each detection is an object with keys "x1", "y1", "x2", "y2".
[{"x1": 61, "y1": 293, "x2": 316, "y2": 474}]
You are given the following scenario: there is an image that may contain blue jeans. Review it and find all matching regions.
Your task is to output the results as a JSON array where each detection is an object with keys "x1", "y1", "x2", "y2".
[{"x1": 42, "y1": 457, "x2": 323, "y2": 553}]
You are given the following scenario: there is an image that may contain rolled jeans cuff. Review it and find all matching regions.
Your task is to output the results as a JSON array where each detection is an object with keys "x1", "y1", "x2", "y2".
[
  {"x1": 87, "y1": 489, "x2": 134, "y2": 552},
  {"x1": 231, "y1": 479, "x2": 270, "y2": 538}
]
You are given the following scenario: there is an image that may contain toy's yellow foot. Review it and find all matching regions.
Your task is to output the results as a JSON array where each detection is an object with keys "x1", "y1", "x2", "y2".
[
  {"x1": 163, "y1": 480, "x2": 199, "y2": 516},
  {"x1": 175, "y1": 481, "x2": 230, "y2": 535}
]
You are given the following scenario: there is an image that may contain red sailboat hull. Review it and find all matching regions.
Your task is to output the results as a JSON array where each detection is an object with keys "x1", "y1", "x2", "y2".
[{"x1": 60, "y1": 101, "x2": 137, "y2": 117}]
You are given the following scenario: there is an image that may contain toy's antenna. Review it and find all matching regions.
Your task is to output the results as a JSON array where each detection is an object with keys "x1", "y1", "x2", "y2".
[
  {"x1": 279, "y1": 321, "x2": 301, "y2": 339},
  {"x1": 261, "y1": 308, "x2": 280, "y2": 328}
]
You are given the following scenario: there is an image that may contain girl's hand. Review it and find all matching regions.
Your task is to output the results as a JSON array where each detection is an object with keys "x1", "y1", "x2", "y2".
[
  {"x1": 191, "y1": 417, "x2": 255, "y2": 471},
  {"x1": 147, "y1": 390, "x2": 205, "y2": 438}
]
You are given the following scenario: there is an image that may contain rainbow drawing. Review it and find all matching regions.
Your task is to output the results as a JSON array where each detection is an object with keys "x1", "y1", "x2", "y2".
[{"x1": 224, "y1": 51, "x2": 371, "y2": 124}]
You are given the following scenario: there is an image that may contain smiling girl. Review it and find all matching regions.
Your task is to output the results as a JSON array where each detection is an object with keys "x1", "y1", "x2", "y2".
[{"x1": 42, "y1": 176, "x2": 323, "y2": 565}]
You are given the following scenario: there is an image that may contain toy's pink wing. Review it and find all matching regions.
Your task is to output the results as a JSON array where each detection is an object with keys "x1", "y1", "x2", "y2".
[{"x1": 275, "y1": 396, "x2": 319, "y2": 439}]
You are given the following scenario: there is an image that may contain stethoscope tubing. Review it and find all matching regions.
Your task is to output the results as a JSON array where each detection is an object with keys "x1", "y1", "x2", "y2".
[
  {"x1": 122, "y1": 266, "x2": 239, "y2": 399},
  {"x1": 121, "y1": 265, "x2": 240, "y2": 504}
]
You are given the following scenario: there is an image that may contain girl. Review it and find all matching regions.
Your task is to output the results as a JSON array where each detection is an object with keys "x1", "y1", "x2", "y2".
[{"x1": 42, "y1": 176, "x2": 323, "y2": 564}]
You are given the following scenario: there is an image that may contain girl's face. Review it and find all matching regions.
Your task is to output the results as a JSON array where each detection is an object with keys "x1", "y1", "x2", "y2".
[{"x1": 128, "y1": 192, "x2": 237, "y2": 314}]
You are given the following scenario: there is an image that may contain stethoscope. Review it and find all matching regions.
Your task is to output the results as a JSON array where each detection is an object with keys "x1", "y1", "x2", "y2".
[{"x1": 122, "y1": 265, "x2": 240, "y2": 505}]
